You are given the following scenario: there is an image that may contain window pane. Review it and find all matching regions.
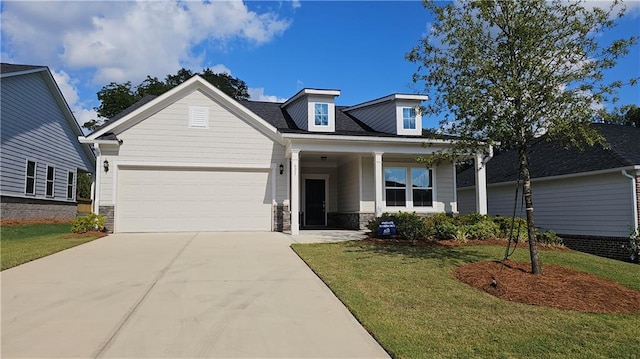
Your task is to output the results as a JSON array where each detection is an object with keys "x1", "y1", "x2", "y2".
[
  {"x1": 67, "y1": 172, "x2": 74, "y2": 199},
  {"x1": 411, "y1": 168, "x2": 431, "y2": 188},
  {"x1": 314, "y1": 103, "x2": 328, "y2": 126},
  {"x1": 384, "y1": 168, "x2": 406, "y2": 187},
  {"x1": 68, "y1": 172, "x2": 74, "y2": 185},
  {"x1": 403, "y1": 107, "x2": 416, "y2": 129},
  {"x1": 26, "y1": 178, "x2": 35, "y2": 194},
  {"x1": 386, "y1": 189, "x2": 406, "y2": 206},
  {"x1": 47, "y1": 167, "x2": 54, "y2": 180},
  {"x1": 46, "y1": 182, "x2": 54, "y2": 196},
  {"x1": 413, "y1": 189, "x2": 433, "y2": 207},
  {"x1": 27, "y1": 161, "x2": 35, "y2": 176}
]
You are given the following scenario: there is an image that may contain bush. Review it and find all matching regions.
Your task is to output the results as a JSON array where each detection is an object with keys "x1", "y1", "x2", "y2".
[
  {"x1": 394, "y1": 212, "x2": 430, "y2": 243},
  {"x1": 71, "y1": 213, "x2": 106, "y2": 233},
  {"x1": 465, "y1": 219, "x2": 501, "y2": 240},
  {"x1": 493, "y1": 215, "x2": 528, "y2": 240},
  {"x1": 366, "y1": 213, "x2": 396, "y2": 234},
  {"x1": 425, "y1": 214, "x2": 458, "y2": 240},
  {"x1": 537, "y1": 230, "x2": 564, "y2": 246},
  {"x1": 452, "y1": 227, "x2": 469, "y2": 243},
  {"x1": 456, "y1": 213, "x2": 490, "y2": 226}
]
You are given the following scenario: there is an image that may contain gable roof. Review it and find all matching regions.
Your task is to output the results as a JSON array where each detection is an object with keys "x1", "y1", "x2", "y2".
[
  {"x1": 0, "y1": 63, "x2": 47, "y2": 76},
  {"x1": 457, "y1": 123, "x2": 640, "y2": 187}
]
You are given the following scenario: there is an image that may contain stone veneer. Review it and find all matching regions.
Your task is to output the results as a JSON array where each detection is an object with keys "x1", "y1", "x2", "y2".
[
  {"x1": 99, "y1": 206, "x2": 115, "y2": 233},
  {"x1": 273, "y1": 204, "x2": 290, "y2": 232},
  {"x1": 0, "y1": 196, "x2": 76, "y2": 222}
]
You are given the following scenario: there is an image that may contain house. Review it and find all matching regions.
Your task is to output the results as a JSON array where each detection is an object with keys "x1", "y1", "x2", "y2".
[
  {"x1": 80, "y1": 75, "x2": 489, "y2": 234},
  {"x1": 0, "y1": 63, "x2": 96, "y2": 222},
  {"x1": 457, "y1": 123, "x2": 640, "y2": 260}
]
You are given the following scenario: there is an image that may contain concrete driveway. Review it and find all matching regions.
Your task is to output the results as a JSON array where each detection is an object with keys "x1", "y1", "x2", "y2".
[{"x1": 1, "y1": 232, "x2": 388, "y2": 358}]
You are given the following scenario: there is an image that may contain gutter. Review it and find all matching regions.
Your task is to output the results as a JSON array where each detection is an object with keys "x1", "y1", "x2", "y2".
[
  {"x1": 78, "y1": 136, "x2": 121, "y2": 145},
  {"x1": 282, "y1": 132, "x2": 455, "y2": 145},
  {"x1": 622, "y1": 170, "x2": 639, "y2": 231}
]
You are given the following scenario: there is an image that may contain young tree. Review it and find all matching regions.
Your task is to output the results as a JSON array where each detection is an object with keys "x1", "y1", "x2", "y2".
[{"x1": 407, "y1": 0, "x2": 637, "y2": 274}]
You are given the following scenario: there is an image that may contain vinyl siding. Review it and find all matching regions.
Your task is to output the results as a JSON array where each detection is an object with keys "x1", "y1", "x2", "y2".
[
  {"x1": 435, "y1": 162, "x2": 456, "y2": 213},
  {"x1": 337, "y1": 158, "x2": 360, "y2": 212},
  {"x1": 360, "y1": 156, "x2": 375, "y2": 212},
  {"x1": 346, "y1": 102, "x2": 396, "y2": 134},
  {"x1": 0, "y1": 72, "x2": 93, "y2": 202},
  {"x1": 99, "y1": 89, "x2": 286, "y2": 206},
  {"x1": 457, "y1": 172, "x2": 634, "y2": 237},
  {"x1": 284, "y1": 97, "x2": 308, "y2": 130}
]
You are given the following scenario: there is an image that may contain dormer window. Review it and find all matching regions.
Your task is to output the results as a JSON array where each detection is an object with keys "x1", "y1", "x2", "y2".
[
  {"x1": 314, "y1": 103, "x2": 329, "y2": 126},
  {"x1": 402, "y1": 107, "x2": 416, "y2": 129}
]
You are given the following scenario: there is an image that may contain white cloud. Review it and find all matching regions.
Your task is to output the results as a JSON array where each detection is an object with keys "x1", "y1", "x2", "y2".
[
  {"x1": 1, "y1": 1, "x2": 291, "y2": 84},
  {"x1": 209, "y1": 64, "x2": 232, "y2": 75},
  {"x1": 248, "y1": 88, "x2": 287, "y2": 103},
  {"x1": 52, "y1": 69, "x2": 98, "y2": 132}
]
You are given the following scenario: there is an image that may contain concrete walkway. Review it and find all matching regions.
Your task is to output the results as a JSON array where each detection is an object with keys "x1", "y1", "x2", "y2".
[{"x1": 1, "y1": 232, "x2": 388, "y2": 358}]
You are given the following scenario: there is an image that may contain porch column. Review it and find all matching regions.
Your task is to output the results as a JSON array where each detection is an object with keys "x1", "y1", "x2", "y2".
[
  {"x1": 374, "y1": 152, "x2": 384, "y2": 217},
  {"x1": 291, "y1": 150, "x2": 300, "y2": 235},
  {"x1": 475, "y1": 153, "x2": 488, "y2": 214}
]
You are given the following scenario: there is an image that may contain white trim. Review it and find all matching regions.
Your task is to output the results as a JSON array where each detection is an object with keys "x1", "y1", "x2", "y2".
[
  {"x1": 188, "y1": 106, "x2": 209, "y2": 129},
  {"x1": 396, "y1": 103, "x2": 423, "y2": 136},
  {"x1": 452, "y1": 164, "x2": 458, "y2": 213},
  {"x1": 358, "y1": 156, "x2": 363, "y2": 212},
  {"x1": 93, "y1": 144, "x2": 102, "y2": 214},
  {"x1": 271, "y1": 163, "x2": 278, "y2": 231},
  {"x1": 281, "y1": 88, "x2": 341, "y2": 108},
  {"x1": 343, "y1": 93, "x2": 429, "y2": 112},
  {"x1": 301, "y1": 174, "x2": 330, "y2": 227},
  {"x1": 290, "y1": 151, "x2": 300, "y2": 235},
  {"x1": 0, "y1": 192, "x2": 76, "y2": 203},
  {"x1": 282, "y1": 132, "x2": 455, "y2": 145},
  {"x1": 622, "y1": 170, "x2": 639, "y2": 231},
  {"x1": 115, "y1": 161, "x2": 272, "y2": 170},
  {"x1": 382, "y1": 163, "x2": 436, "y2": 211},
  {"x1": 66, "y1": 171, "x2": 75, "y2": 200},
  {"x1": 0, "y1": 67, "x2": 47, "y2": 78},
  {"x1": 78, "y1": 137, "x2": 120, "y2": 145},
  {"x1": 24, "y1": 159, "x2": 37, "y2": 196}
]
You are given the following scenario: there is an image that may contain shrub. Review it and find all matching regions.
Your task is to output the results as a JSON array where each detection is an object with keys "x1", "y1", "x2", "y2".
[
  {"x1": 394, "y1": 212, "x2": 430, "y2": 243},
  {"x1": 493, "y1": 215, "x2": 528, "y2": 240},
  {"x1": 71, "y1": 213, "x2": 106, "y2": 233},
  {"x1": 628, "y1": 227, "x2": 639, "y2": 263},
  {"x1": 465, "y1": 219, "x2": 501, "y2": 240},
  {"x1": 537, "y1": 230, "x2": 564, "y2": 246},
  {"x1": 366, "y1": 213, "x2": 396, "y2": 234},
  {"x1": 456, "y1": 213, "x2": 490, "y2": 226},
  {"x1": 425, "y1": 214, "x2": 458, "y2": 240},
  {"x1": 452, "y1": 227, "x2": 469, "y2": 243}
]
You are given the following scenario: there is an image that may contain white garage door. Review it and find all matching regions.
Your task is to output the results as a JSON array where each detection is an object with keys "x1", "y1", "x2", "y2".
[{"x1": 116, "y1": 167, "x2": 272, "y2": 232}]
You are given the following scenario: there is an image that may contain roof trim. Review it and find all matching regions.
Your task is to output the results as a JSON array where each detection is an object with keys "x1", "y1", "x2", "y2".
[
  {"x1": 281, "y1": 88, "x2": 341, "y2": 108},
  {"x1": 459, "y1": 165, "x2": 640, "y2": 190},
  {"x1": 282, "y1": 132, "x2": 454, "y2": 145},
  {"x1": 344, "y1": 93, "x2": 429, "y2": 112},
  {"x1": 0, "y1": 66, "x2": 47, "y2": 78},
  {"x1": 85, "y1": 75, "x2": 284, "y2": 145}
]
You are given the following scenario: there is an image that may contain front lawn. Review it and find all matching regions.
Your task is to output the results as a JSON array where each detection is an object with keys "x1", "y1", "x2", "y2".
[
  {"x1": 1, "y1": 222, "x2": 102, "y2": 270},
  {"x1": 292, "y1": 241, "x2": 640, "y2": 359}
]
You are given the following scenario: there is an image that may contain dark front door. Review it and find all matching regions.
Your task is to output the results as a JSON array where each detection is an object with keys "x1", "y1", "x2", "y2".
[{"x1": 305, "y1": 179, "x2": 325, "y2": 226}]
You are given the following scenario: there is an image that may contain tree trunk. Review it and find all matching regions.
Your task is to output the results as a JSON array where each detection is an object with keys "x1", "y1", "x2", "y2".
[{"x1": 519, "y1": 146, "x2": 542, "y2": 275}]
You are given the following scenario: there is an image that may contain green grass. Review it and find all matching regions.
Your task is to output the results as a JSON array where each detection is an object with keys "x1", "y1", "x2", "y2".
[
  {"x1": 1, "y1": 222, "x2": 100, "y2": 270},
  {"x1": 292, "y1": 241, "x2": 640, "y2": 359}
]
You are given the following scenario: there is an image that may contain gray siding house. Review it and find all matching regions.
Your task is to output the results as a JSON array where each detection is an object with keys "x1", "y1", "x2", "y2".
[
  {"x1": 1, "y1": 63, "x2": 95, "y2": 221},
  {"x1": 457, "y1": 124, "x2": 640, "y2": 260}
]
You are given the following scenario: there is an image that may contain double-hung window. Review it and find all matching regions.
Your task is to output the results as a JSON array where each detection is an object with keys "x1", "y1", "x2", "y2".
[
  {"x1": 67, "y1": 172, "x2": 75, "y2": 199},
  {"x1": 314, "y1": 103, "x2": 329, "y2": 126},
  {"x1": 402, "y1": 107, "x2": 416, "y2": 129},
  {"x1": 384, "y1": 168, "x2": 407, "y2": 206},
  {"x1": 25, "y1": 160, "x2": 36, "y2": 195},
  {"x1": 384, "y1": 166, "x2": 433, "y2": 207},
  {"x1": 46, "y1": 166, "x2": 55, "y2": 197}
]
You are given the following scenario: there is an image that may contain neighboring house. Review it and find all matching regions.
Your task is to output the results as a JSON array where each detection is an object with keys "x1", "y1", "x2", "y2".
[
  {"x1": 457, "y1": 124, "x2": 640, "y2": 259},
  {"x1": 80, "y1": 75, "x2": 489, "y2": 234},
  {"x1": 0, "y1": 63, "x2": 96, "y2": 221}
]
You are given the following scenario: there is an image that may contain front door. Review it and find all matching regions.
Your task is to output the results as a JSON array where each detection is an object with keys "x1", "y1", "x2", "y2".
[{"x1": 305, "y1": 179, "x2": 325, "y2": 226}]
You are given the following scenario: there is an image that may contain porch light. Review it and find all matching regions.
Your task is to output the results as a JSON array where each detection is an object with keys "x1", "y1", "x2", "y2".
[
  {"x1": 103, "y1": 159, "x2": 109, "y2": 173},
  {"x1": 279, "y1": 163, "x2": 284, "y2": 175},
  {"x1": 321, "y1": 156, "x2": 327, "y2": 161}
]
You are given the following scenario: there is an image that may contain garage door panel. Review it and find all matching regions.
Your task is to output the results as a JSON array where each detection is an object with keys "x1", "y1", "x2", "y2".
[{"x1": 116, "y1": 168, "x2": 272, "y2": 232}]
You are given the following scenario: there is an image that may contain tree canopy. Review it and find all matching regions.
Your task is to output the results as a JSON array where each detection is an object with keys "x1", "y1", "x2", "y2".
[
  {"x1": 85, "y1": 68, "x2": 250, "y2": 131},
  {"x1": 407, "y1": 0, "x2": 637, "y2": 274},
  {"x1": 602, "y1": 104, "x2": 640, "y2": 127}
]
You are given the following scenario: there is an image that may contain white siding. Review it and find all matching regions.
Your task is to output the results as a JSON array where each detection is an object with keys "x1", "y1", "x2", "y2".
[
  {"x1": 99, "y1": 89, "x2": 286, "y2": 206},
  {"x1": 457, "y1": 188, "x2": 476, "y2": 214},
  {"x1": 0, "y1": 72, "x2": 93, "y2": 202},
  {"x1": 337, "y1": 158, "x2": 360, "y2": 212},
  {"x1": 360, "y1": 157, "x2": 375, "y2": 212},
  {"x1": 435, "y1": 162, "x2": 456, "y2": 213},
  {"x1": 457, "y1": 172, "x2": 634, "y2": 237},
  {"x1": 346, "y1": 102, "x2": 396, "y2": 134}
]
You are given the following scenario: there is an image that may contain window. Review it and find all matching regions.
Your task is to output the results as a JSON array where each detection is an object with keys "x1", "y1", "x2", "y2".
[
  {"x1": 314, "y1": 103, "x2": 329, "y2": 126},
  {"x1": 384, "y1": 167, "x2": 434, "y2": 207},
  {"x1": 189, "y1": 106, "x2": 209, "y2": 128},
  {"x1": 385, "y1": 168, "x2": 407, "y2": 206},
  {"x1": 25, "y1": 161, "x2": 36, "y2": 195},
  {"x1": 46, "y1": 166, "x2": 55, "y2": 197},
  {"x1": 411, "y1": 168, "x2": 433, "y2": 207},
  {"x1": 67, "y1": 172, "x2": 75, "y2": 199},
  {"x1": 402, "y1": 107, "x2": 416, "y2": 129}
]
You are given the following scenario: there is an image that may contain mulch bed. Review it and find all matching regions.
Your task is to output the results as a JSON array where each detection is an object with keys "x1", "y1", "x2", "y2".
[
  {"x1": 453, "y1": 260, "x2": 640, "y2": 313},
  {"x1": 365, "y1": 237, "x2": 568, "y2": 251},
  {"x1": 1, "y1": 219, "x2": 72, "y2": 226}
]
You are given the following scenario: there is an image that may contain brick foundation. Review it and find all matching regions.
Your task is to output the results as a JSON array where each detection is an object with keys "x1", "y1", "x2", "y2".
[
  {"x1": 99, "y1": 206, "x2": 115, "y2": 233},
  {"x1": 1, "y1": 196, "x2": 77, "y2": 222},
  {"x1": 560, "y1": 234, "x2": 633, "y2": 263},
  {"x1": 273, "y1": 204, "x2": 290, "y2": 232}
]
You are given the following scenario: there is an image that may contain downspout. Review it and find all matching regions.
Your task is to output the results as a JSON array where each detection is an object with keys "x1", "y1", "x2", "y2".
[
  {"x1": 93, "y1": 144, "x2": 102, "y2": 214},
  {"x1": 622, "y1": 170, "x2": 639, "y2": 231}
]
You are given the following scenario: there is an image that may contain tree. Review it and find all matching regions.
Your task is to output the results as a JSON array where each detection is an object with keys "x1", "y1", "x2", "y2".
[
  {"x1": 407, "y1": 0, "x2": 637, "y2": 274},
  {"x1": 76, "y1": 172, "x2": 92, "y2": 199},
  {"x1": 91, "y1": 68, "x2": 250, "y2": 122},
  {"x1": 602, "y1": 104, "x2": 640, "y2": 127}
]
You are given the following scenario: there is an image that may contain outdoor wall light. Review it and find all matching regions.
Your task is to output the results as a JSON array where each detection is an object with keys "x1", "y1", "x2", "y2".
[
  {"x1": 321, "y1": 156, "x2": 327, "y2": 161},
  {"x1": 103, "y1": 159, "x2": 109, "y2": 173},
  {"x1": 279, "y1": 163, "x2": 284, "y2": 175}
]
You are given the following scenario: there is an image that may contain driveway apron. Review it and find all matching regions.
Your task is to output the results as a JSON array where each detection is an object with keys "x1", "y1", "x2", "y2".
[{"x1": 1, "y1": 232, "x2": 389, "y2": 358}]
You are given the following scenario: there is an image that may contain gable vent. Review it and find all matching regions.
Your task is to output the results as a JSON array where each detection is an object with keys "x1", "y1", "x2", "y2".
[{"x1": 189, "y1": 106, "x2": 209, "y2": 128}]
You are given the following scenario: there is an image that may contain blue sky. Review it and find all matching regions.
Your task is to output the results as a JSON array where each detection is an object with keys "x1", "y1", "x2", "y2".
[{"x1": 2, "y1": 1, "x2": 638, "y2": 130}]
